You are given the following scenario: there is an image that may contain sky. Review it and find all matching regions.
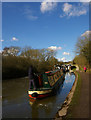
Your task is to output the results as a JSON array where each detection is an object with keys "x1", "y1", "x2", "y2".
[{"x1": 1, "y1": 2, "x2": 89, "y2": 62}]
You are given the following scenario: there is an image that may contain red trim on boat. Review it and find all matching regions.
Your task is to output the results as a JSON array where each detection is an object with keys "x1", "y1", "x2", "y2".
[
  {"x1": 28, "y1": 93, "x2": 50, "y2": 99},
  {"x1": 45, "y1": 71, "x2": 51, "y2": 73}
]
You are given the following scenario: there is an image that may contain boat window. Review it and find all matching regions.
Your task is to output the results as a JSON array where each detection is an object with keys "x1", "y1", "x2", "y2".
[
  {"x1": 54, "y1": 74, "x2": 58, "y2": 82},
  {"x1": 48, "y1": 76, "x2": 55, "y2": 86},
  {"x1": 56, "y1": 72, "x2": 59, "y2": 77}
]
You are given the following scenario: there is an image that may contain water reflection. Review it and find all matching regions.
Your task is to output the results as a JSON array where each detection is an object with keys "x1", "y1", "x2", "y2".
[
  {"x1": 29, "y1": 83, "x2": 64, "y2": 118},
  {"x1": 2, "y1": 72, "x2": 75, "y2": 118},
  {"x1": 65, "y1": 73, "x2": 75, "y2": 83}
]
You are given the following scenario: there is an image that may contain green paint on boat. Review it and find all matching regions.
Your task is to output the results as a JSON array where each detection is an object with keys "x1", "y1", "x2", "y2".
[{"x1": 42, "y1": 74, "x2": 51, "y2": 88}]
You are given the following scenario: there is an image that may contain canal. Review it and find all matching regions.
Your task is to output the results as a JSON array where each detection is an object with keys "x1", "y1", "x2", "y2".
[{"x1": 2, "y1": 72, "x2": 75, "y2": 118}]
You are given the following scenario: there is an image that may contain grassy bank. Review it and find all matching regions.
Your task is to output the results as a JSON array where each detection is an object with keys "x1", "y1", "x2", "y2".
[{"x1": 63, "y1": 72, "x2": 82, "y2": 119}]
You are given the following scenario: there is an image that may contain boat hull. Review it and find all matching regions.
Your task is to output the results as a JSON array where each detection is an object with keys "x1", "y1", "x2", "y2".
[{"x1": 28, "y1": 89, "x2": 52, "y2": 99}]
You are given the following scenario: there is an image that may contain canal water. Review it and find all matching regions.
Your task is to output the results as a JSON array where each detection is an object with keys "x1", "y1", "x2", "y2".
[{"x1": 2, "y1": 72, "x2": 75, "y2": 118}]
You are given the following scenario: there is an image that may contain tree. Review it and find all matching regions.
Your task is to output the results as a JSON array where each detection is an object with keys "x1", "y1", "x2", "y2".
[
  {"x1": 2, "y1": 46, "x2": 21, "y2": 56},
  {"x1": 73, "y1": 55, "x2": 89, "y2": 68},
  {"x1": 20, "y1": 47, "x2": 57, "y2": 62},
  {"x1": 20, "y1": 47, "x2": 58, "y2": 73},
  {"x1": 75, "y1": 31, "x2": 91, "y2": 67}
]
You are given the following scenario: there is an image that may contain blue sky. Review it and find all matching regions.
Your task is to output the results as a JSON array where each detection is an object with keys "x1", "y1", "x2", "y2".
[{"x1": 1, "y1": 2, "x2": 89, "y2": 62}]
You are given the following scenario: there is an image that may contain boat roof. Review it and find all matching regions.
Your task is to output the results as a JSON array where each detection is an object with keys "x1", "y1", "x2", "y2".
[{"x1": 45, "y1": 70, "x2": 60, "y2": 76}]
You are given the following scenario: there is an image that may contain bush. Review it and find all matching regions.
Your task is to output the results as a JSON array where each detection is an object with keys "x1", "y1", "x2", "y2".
[{"x1": 2, "y1": 56, "x2": 31, "y2": 79}]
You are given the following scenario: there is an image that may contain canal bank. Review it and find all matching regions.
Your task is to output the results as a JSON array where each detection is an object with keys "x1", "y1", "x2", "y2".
[
  {"x1": 55, "y1": 72, "x2": 78, "y2": 119},
  {"x1": 55, "y1": 71, "x2": 89, "y2": 119}
]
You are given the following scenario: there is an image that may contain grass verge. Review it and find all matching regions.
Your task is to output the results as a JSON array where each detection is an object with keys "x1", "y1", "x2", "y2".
[{"x1": 63, "y1": 71, "x2": 82, "y2": 120}]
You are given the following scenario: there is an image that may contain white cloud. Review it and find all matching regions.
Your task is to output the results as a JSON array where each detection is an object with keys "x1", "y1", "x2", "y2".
[
  {"x1": 23, "y1": 6, "x2": 38, "y2": 20},
  {"x1": 81, "y1": 30, "x2": 91, "y2": 37},
  {"x1": 40, "y1": 0, "x2": 57, "y2": 13},
  {"x1": 58, "y1": 57, "x2": 72, "y2": 62},
  {"x1": 48, "y1": 46, "x2": 62, "y2": 51},
  {"x1": 0, "y1": 40, "x2": 4, "y2": 42},
  {"x1": 63, "y1": 52, "x2": 70, "y2": 55},
  {"x1": 12, "y1": 37, "x2": 18, "y2": 41},
  {"x1": 63, "y1": 3, "x2": 72, "y2": 13},
  {"x1": 57, "y1": 58, "x2": 61, "y2": 61},
  {"x1": 61, "y1": 57, "x2": 66, "y2": 61},
  {"x1": 57, "y1": 58, "x2": 60, "y2": 61},
  {"x1": 60, "y1": 3, "x2": 88, "y2": 18},
  {"x1": 61, "y1": 57, "x2": 66, "y2": 62}
]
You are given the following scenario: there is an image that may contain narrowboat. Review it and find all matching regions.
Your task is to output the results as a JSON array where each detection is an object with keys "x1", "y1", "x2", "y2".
[{"x1": 28, "y1": 69, "x2": 65, "y2": 99}]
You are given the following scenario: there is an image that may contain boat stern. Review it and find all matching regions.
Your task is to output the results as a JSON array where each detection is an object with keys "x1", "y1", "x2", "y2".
[{"x1": 28, "y1": 89, "x2": 52, "y2": 99}]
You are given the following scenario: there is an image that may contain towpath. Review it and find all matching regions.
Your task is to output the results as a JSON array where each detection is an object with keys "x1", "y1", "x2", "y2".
[{"x1": 72, "y1": 71, "x2": 90, "y2": 119}]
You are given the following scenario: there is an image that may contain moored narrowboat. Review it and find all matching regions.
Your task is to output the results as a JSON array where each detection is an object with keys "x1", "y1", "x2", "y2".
[{"x1": 28, "y1": 69, "x2": 65, "y2": 99}]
